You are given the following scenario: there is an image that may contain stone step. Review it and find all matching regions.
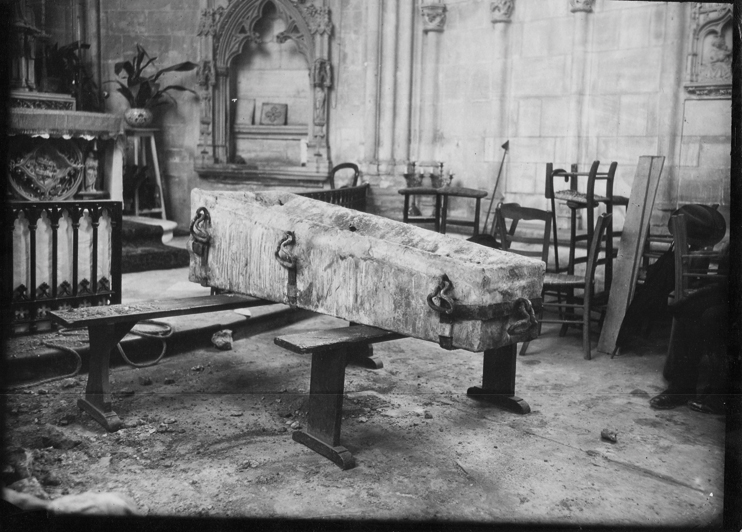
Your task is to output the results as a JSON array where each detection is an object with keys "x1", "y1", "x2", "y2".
[{"x1": 123, "y1": 215, "x2": 178, "y2": 243}]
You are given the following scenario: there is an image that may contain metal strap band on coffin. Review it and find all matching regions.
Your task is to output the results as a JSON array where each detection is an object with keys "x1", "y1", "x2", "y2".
[
  {"x1": 448, "y1": 298, "x2": 542, "y2": 321},
  {"x1": 433, "y1": 298, "x2": 541, "y2": 350}
]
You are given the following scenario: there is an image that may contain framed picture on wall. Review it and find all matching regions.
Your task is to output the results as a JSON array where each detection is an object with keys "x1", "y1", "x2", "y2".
[{"x1": 260, "y1": 103, "x2": 288, "y2": 125}]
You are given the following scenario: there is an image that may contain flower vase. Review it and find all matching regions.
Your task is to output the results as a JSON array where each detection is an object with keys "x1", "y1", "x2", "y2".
[{"x1": 124, "y1": 108, "x2": 153, "y2": 128}]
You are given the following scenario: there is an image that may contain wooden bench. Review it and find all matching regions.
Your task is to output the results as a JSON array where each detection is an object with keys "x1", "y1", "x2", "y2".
[
  {"x1": 274, "y1": 325, "x2": 530, "y2": 470},
  {"x1": 49, "y1": 294, "x2": 271, "y2": 432}
]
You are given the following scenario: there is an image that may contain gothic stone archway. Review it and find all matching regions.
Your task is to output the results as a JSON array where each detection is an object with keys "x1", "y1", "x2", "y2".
[{"x1": 195, "y1": 0, "x2": 333, "y2": 185}]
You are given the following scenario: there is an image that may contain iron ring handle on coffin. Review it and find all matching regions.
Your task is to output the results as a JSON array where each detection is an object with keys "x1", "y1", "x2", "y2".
[
  {"x1": 427, "y1": 273, "x2": 540, "y2": 349},
  {"x1": 189, "y1": 207, "x2": 211, "y2": 258},
  {"x1": 275, "y1": 231, "x2": 297, "y2": 269},
  {"x1": 426, "y1": 274, "x2": 455, "y2": 315},
  {"x1": 275, "y1": 231, "x2": 298, "y2": 306}
]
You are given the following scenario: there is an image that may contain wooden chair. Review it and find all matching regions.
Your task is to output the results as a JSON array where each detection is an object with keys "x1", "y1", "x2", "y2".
[
  {"x1": 493, "y1": 203, "x2": 553, "y2": 356},
  {"x1": 494, "y1": 203, "x2": 552, "y2": 264},
  {"x1": 671, "y1": 212, "x2": 728, "y2": 303},
  {"x1": 545, "y1": 161, "x2": 622, "y2": 293},
  {"x1": 538, "y1": 213, "x2": 612, "y2": 360},
  {"x1": 329, "y1": 162, "x2": 360, "y2": 189},
  {"x1": 665, "y1": 213, "x2": 729, "y2": 408}
]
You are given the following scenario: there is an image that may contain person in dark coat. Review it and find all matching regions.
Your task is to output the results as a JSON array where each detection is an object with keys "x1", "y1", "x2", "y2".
[{"x1": 648, "y1": 205, "x2": 729, "y2": 414}]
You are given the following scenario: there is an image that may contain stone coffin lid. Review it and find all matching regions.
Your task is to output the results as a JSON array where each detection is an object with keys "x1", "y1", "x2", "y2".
[
  {"x1": 189, "y1": 189, "x2": 545, "y2": 352},
  {"x1": 8, "y1": 109, "x2": 125, "y2": 140}
]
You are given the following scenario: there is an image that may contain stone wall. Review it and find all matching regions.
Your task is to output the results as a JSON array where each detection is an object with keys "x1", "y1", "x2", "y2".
[
  {"x1": 100, "y1": 0, "x2": 732, "y2": 236},
  {"x1": 100, "y1": 0, "x2": 201, "y2": 229},
  {"x1": 329, "y1": 0, "x2": 731, "y2": 233}
]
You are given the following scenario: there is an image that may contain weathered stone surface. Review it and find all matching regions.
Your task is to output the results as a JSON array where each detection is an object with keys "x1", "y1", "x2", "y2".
[{"x1": 189, "y1": 190, "x2": 544, "y2": 352}]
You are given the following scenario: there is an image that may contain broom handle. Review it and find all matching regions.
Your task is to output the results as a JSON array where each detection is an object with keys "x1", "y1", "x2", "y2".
[{"x1": 482, "y1": 146, "x2": 509, "y2": 235}]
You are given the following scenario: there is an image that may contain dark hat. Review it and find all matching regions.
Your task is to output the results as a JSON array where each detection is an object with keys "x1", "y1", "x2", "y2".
[{"x1": 669, "y1": 204, "x2": 727, "y2": 247}]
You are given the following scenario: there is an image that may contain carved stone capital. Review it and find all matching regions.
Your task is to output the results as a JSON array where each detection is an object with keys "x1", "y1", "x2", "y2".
[
  {"x1": 569, "y1": 0, "x2": 593, "y2": 14},
  {"x1": 303, "y1": 4, "x2": 332, "y2": 35},
  {"x1": 491, "y1": 0, "x2": 514, "y2": 24},
  {"x1": 421, "y1": 4, "x2": 447, "y2": 33}
]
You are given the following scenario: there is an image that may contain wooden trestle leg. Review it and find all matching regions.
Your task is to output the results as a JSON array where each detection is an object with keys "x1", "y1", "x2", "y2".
[
  {"x1": 467, "y1": 343, "x2": 531, "y2": 414},
  {"x1": 292, "y1": 348, "x2": 356, "y2": 470},
  {"x1": 346, "y1": 323, "x2": 383, "y2": 369},
  {"x1": 78, "y1": 322, "x2": 135, "y2": 431}
]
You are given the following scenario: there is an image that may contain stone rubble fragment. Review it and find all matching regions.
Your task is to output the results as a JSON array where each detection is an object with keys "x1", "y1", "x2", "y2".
[
  {"x1": 600, "y1": 428, "x2": 618, "y2": 443},
  {"x1": 211, "y1": 330, "x2": 233, "y2": 351}
]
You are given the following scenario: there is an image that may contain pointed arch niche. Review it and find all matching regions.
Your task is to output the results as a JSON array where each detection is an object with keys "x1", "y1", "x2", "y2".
[{"x1": 195, "y1": 0, "x2": 333, "y2": 185}]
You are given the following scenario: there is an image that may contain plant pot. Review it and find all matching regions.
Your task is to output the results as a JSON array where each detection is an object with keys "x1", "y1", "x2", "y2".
[{"x1": 124, "y1": 108, "x2": 153, "y2": 128}]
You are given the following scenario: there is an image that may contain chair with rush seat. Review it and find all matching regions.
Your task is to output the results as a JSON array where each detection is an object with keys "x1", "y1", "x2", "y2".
[
  {"x1": 329, "y1": 162, "x2": 360, "y2": 189},
  {"x1": 545, "y1": 161, "x2": 624, "y2": 294},
  {"x1": 477, "y1": 202, "x2": 611, "y2": 359},
  {"x1": 539, "y1": 213, "x2": 612, "y2": 360}
]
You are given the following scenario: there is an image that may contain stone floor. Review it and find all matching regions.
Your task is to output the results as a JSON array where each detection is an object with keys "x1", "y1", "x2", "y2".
[{"x1": 2, "y1": 263, "x2": 735, "y2": 528}]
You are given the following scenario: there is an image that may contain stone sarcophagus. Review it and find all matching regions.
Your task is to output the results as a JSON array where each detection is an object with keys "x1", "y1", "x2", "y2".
[{"x1": 188, "y1": 189, "x2": 544, "y2": 352}]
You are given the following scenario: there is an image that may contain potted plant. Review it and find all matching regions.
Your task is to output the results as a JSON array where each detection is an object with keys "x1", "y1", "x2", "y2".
[{"x1": 108, "y1": 44, "x2": 198, "y2": 127}]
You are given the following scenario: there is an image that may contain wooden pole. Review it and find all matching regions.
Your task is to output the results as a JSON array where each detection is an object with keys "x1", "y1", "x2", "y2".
[{"x1": 482, "y1": 140, "x2": 509, "y2": 235}]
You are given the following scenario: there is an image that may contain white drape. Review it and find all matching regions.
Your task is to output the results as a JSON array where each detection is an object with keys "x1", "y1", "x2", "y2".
[{"x1": 12, "y1": 208, "x2": 113, "y2": 296}]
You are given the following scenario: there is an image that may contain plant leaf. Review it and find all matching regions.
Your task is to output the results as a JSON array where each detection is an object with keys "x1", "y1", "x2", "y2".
[
  {"x1": 151, "y1": 61, "x2": 199, "y2": 82},
  {"x1": 114, "y1": 83, "x2": 136, "y2": 107},
  {"x1": 156, "y1": 84, "x2": 197, "y2": 95},
  {"x1": 114, "y1": 61, "x2": 135, "y2": 78}
]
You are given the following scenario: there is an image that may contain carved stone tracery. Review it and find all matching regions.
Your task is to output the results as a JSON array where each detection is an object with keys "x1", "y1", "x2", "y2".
[
  {"x1": 197, "y1": 0, "x2": 333, "y2": 176},
  {"x1": 8, "y1": 138, "x2": 85, "y2": 201},
  {"x1": 197, "y1": 6, "x2": 226, "y2": 37},
  {"x1": 685, "y1": 2, "x2": 732, "y2": 97}
]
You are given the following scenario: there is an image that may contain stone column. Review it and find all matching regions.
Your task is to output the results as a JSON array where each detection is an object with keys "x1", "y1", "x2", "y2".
[
  {"x1": 417, "y1": 3, "x2": 447, "y2": 166},
  {"x1": 363, "y1": 2, "x2": 382, "y2": 167},
  {"x1": 196, "y1": 2, "x2": 221, "y2": 166},
  {"x1": 377, "y1": 0, "x2": 399, "y2": 173},
  {"x1": 393, "y1": 1, "x2": 415, "y2": 170},
  {"x1": 656, "y1": 2, "x2": 690, "y2": 208},
  {"x1": 567, "y1": 0, "x2": 594, "y2": 165},
  {"x1": 87, "y1": 0, "x2": 102, "y2": 97},
  {"x1": 490, "y1": 0, "x2": 514, "y2": 199},
  {"x1": 213, "y1": 67, "x2": 229, "y2": 164}
]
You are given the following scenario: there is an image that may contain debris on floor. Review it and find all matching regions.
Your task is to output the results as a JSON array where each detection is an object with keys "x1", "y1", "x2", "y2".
[
  {"x1": 211, "y1": 330, "x2": 234, "y2": 351},
  {"x1": 600, "y1": 428, "x2": 619, "y2": 443}
]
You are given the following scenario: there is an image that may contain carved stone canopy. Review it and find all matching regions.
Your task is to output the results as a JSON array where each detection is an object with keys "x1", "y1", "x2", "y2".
[
  {"x1": 196, "y1": 0, "x2": 333, "y2": 181},
  {"x1": 685, "y1": 2, "x2": 732, "y2": 97}
]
